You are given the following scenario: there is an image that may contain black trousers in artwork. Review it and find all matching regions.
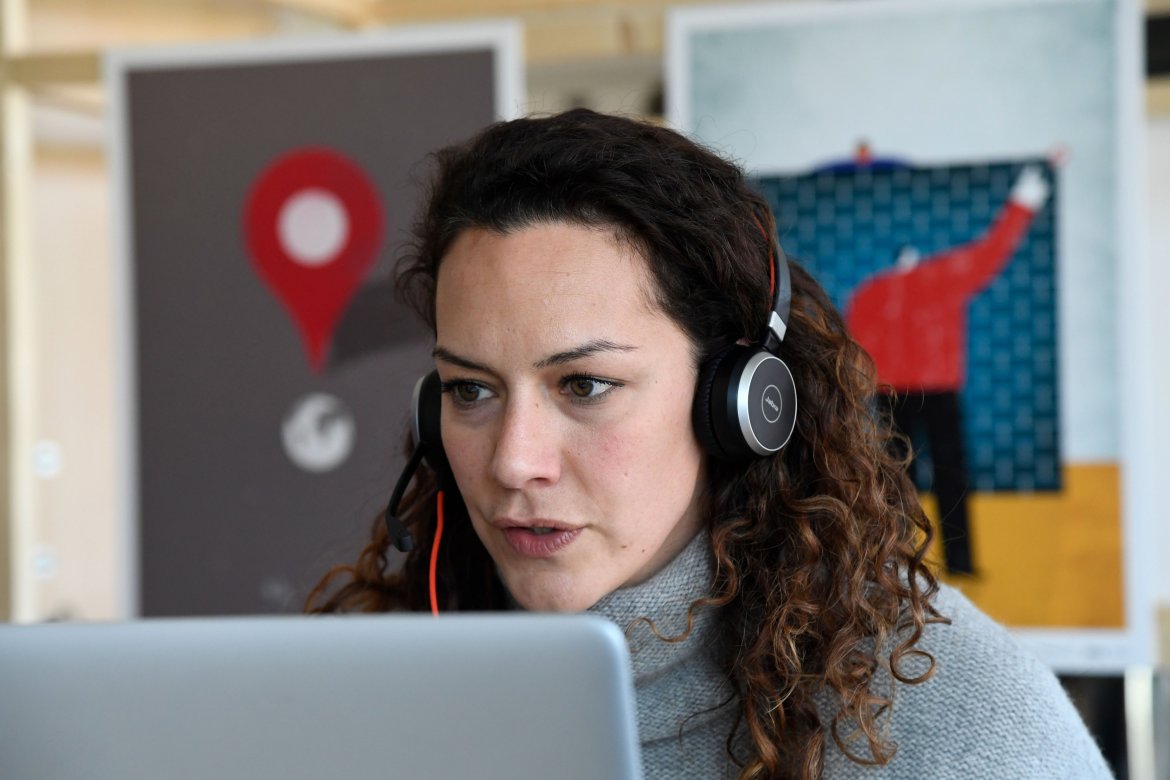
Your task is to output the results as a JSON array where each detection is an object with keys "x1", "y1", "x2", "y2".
[{"x1": 883, "y1": 390, "x2": 975, "y2": 575}]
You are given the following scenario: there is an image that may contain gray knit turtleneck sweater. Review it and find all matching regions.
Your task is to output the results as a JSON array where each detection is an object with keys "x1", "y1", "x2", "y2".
[
  {"x1": 587, "y1": 532, "x2": 1113, "y2": 779},
  {"x1": 588, "y1": 532, "x2": 743, "y2": 779}
]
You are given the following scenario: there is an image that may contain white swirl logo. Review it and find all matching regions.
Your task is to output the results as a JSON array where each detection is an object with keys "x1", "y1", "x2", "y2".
[{"x1": 281, "y1": 392, "x2": 355, "y2": 473}]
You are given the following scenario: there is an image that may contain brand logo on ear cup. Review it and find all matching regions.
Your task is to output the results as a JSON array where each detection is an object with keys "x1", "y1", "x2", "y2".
[{"x1": 761, "y1": 384, "x2": 783, "y2": 424}]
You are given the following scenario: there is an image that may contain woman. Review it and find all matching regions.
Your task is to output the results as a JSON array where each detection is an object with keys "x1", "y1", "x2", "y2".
[{"x1": 308, "y1": 109, "x2": 1109, "y2": 779}]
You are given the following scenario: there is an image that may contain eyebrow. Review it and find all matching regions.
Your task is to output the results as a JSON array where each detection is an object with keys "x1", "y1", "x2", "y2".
[
  {"x1": 432, "y1": 339, "x2": 638, "y2": 373},
  {"x1": 533, "y1": 339, "x2": 638, "y2": 369}
]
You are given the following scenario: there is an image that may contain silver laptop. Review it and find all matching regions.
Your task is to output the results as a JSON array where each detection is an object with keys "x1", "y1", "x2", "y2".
[{"x1": 0, "y1": 613, "x2": 643, "y2": 780}]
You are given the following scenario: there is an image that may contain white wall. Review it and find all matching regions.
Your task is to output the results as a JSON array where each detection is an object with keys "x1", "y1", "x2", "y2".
[{"x1": 1148, "y1": 115, "x2": 1170, "y2": 622}]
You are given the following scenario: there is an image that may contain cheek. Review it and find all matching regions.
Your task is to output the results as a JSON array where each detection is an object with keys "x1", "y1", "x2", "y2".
[
  {"x1": 587, "y1": 394, "x2": 702, "y2": 504},
  {"x1": 442, "y1": 425, "x2": 492, "y2": 494}
]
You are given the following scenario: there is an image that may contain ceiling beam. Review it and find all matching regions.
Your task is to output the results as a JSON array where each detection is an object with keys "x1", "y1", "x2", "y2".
[{"x1": 5, "y1": 52, "x2": 101, "y2": 87}]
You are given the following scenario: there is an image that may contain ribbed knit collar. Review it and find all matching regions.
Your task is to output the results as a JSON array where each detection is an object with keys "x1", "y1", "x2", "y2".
[{"x1": 586, "y1": 532, "x2": 737, "y2": 744}]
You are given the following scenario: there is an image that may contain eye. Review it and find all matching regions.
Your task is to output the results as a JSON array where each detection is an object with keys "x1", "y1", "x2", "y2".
[
  {"x1": 560, "y1": 375, "x2": 620, "y2": 403},
  {"x1": 441, "y1": 380, "x2": 495, "y2": 407}
]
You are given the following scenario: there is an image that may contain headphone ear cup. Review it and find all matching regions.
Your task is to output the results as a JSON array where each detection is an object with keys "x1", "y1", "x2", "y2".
[
  {"x1": 760, "y1": 357, "x2": 798, "y2": 453},
  {"x1": 692, "y1": 345, "x2": 741, "y2": 461},
  {"x1": 696, "y1": 346, "x2": 799, "y2": 461},
  {"x1": 412, "y1": 371, "x2": 448, "y2": 473}
]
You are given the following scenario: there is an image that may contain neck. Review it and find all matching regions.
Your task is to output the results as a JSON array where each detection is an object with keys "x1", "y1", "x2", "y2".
[{"x1": 587, "y1": 531, "x2": 736, "y2": 742}]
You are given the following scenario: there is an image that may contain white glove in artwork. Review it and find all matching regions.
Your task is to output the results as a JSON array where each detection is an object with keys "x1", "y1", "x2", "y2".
[{"x1": 1009, "y1": 165, "x2": 1051, "y2": 211}]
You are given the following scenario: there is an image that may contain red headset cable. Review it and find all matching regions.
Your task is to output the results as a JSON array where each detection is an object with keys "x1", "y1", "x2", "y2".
[
  {"x1": 429, "y1": 490, "x2": 445, "y2": 616},
  {"x1": 768, "y1": 248, "x2": 775, "y2": 298},
  {"x1": 752, "y1": 214, "x2": 776, "y2": 298}
]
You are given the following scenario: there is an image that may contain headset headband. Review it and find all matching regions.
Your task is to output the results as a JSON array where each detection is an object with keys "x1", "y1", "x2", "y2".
[{"x1": 754, "y1": 215, "x2": 790, "y2": 352}]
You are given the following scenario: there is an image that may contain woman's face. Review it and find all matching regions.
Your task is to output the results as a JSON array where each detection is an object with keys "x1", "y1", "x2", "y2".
[{"x1": 433, "y1": 222, "x2": 706, "y2": 612}]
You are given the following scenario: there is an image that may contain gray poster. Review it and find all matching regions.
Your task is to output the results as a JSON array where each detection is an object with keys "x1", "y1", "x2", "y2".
[{"x1": 110, "y1": 30, "x2": 517, "y2": 616}]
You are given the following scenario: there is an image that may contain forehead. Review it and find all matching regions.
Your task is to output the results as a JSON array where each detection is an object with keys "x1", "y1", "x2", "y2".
[{"x1": 434, "y1": 223, "x2": 667, "y2": 343}]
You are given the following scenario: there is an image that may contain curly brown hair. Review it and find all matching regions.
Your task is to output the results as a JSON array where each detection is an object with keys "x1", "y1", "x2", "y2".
[{"x1": 306, "y1": 109, "x2": 945, "y2": 778}]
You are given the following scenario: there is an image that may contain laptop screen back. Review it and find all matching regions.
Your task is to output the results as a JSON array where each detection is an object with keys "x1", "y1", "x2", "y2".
[{"x1": 0, "y1": 613, "x2": 643, "y2": 780}]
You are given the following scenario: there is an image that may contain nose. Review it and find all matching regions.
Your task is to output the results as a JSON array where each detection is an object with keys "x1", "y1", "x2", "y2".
[{"x1": 489, "y1": 392, "x2": 562, "y2": 489}]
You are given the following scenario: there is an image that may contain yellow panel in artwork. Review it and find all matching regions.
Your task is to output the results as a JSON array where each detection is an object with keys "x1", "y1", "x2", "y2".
[{"x1": 922, "y1": 463, "x2": 1123, "y2": 629}]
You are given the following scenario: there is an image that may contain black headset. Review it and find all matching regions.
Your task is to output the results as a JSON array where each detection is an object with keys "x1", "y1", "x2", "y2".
[
  {"x1": 384, "y1": 233, "x2": 798, "y2": 552},
  {"x1": 691, "y1": 237, "x2": 798, "y2": 461}
]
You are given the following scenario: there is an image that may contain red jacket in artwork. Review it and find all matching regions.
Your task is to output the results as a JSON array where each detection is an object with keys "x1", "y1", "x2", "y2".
[{"x1": 844, "y1": 201, "x2": 1037, "y2": 392}]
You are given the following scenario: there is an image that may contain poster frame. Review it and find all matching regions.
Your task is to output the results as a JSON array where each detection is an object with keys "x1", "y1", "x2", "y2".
[
  {"x1": 105, "y1": 20, "x2": 525, "y2": 619},
  {"x1": 666, "y1": 0, "x2": 1153, "y2": 673}
]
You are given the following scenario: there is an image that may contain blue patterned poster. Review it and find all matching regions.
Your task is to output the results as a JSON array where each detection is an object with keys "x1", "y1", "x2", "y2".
[{"x1": 758, "y1": 159, "x2": 1060, "y2": 494}]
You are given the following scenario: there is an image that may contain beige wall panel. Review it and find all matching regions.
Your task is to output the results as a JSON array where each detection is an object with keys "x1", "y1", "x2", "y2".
[
  {"x1": 1150, "y1": 78, "x2": 1170, "y2": 117},
  {"x1": 2, "y1": 0, "x2": 31, "y2": 623},
  {"x1": 527, "y1": 54, "x2": 660, "y2": 116},
  {"x1": 0, "y1": 90, "x2": 13, "y2": 620},
  {"x1": 523, "y1": 7, "x2": 661, "y2": 63},
  {"x1": 25, "y1": 147, "x2": 119, "y2": 621}
]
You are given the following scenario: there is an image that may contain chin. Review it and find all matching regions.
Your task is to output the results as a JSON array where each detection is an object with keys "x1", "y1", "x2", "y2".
[{"x1": 504, "y1": 571, "x2": 607, "y2": 613}]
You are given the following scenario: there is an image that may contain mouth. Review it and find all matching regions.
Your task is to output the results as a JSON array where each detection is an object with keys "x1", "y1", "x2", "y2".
[{"x1": 495, "y1": 519, "x2": 582, "y2": 558}]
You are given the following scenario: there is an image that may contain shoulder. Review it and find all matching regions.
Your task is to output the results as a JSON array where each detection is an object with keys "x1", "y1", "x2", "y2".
[{"x1": 822, "y1": 583, "x2": 1113, "y2": 779}]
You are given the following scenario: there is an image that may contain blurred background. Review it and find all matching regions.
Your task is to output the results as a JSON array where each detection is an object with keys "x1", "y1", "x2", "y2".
[{"x1": 1, "y1": 0, "x2": 1168, "y2": 776}]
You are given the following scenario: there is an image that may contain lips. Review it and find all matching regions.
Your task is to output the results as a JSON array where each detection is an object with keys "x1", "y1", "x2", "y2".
[{"x1": 495, "y1": 519, "x2": 582, "y2": 557}]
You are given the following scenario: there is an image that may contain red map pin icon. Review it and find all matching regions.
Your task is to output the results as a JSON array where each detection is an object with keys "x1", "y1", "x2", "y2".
[{"x1": 244, "y1": 147, "x2": 383, "y2": 373}]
